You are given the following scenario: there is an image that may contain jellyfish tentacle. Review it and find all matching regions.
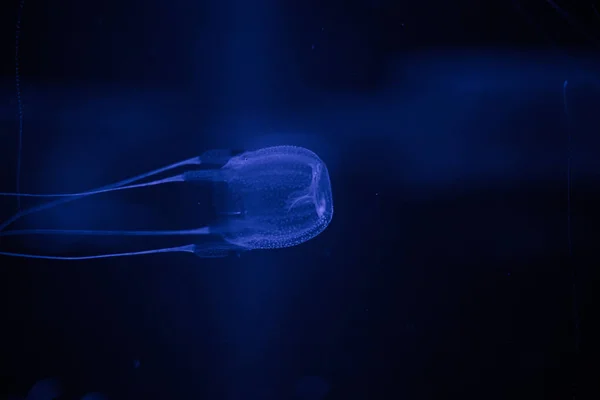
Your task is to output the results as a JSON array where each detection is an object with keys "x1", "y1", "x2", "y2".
[
  {"x1": 0, "y1": 174, "x2": 185, "y2": 198},
  {"x1": 0, "y1": 244, "x2": 197, "y2": 260},
  {"x1": 0, "y1": 227, "x2": 210, "y2": 237},
  {"x1": 0, "y1": 157, "x2": 200, "y2": 231}
]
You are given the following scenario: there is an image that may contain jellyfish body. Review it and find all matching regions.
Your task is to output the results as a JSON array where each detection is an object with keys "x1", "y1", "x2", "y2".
[{"x1": 0, "y1": 145, "x2": 334, "y2": 260}]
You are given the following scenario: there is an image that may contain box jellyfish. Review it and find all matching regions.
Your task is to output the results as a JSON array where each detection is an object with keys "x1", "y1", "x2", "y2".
[{"x1": 0, "y1": 145, "x2": 334, "y2": 260}]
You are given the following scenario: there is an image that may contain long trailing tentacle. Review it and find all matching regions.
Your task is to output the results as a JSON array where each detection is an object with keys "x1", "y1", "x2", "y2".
[
  {"x1": 0, "y1": 157, "x2": 200, "y2": 232},
  {"x1": 0, "y1": 244, "x2": 196, "y2": 260}
]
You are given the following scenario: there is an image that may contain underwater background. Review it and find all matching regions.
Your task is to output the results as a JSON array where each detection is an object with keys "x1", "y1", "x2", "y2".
[{"x1": 0, "y1": 0, "x2": 597, "y2": 399}]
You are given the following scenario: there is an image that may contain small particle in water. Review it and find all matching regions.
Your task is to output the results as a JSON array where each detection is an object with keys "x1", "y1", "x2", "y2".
[
  {"x1": 133, "y1": 359, "x2": 140, "y2": 368},
  {"x1": 311, "y1": 44, "x2": 315, "y2": 50}
]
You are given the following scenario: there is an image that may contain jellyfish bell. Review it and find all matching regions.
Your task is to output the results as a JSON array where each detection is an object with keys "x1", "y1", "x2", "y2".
[{"x1": 207, "y1": 145, "x2": 334, "y2": 251}]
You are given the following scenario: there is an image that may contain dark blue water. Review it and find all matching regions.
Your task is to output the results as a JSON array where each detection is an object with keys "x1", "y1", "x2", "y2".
[{"x1": 0, "y1": 0, "x2": 596, "y2": 399}]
